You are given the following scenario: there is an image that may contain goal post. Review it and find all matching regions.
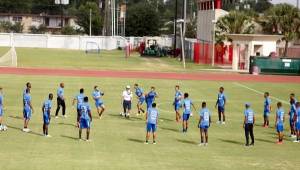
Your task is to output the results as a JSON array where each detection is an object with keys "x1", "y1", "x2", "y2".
[
  {"x1": 85, "y1": 41, "x2": 100, "y2": 54},
  {"x1": 0, "y1": 47, "x2": 17, "y2": 67}
]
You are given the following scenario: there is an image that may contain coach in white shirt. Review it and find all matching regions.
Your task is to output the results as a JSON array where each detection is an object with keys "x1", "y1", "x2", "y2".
[{"x1": 121, "y1": 85, "x2": 133, "y2": 118}]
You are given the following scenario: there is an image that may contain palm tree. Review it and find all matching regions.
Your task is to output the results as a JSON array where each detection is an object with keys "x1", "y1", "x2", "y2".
[
  {"x1": 216, "y1": 10, "x2": 255, "y2": 42},
  {"x1": 262, "y1": 4, "x2": 300, "y2": 57}
]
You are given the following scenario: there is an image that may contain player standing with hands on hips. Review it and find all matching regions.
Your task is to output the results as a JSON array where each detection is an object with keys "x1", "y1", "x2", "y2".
[
  {"x1": 55, "y1": 83, "x2": 66, "y2": 118},
  {"x1": 121, "y1": 85, "x2": 133, "y2": 118}
]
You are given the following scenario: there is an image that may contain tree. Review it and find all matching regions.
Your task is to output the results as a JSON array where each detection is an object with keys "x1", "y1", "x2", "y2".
[
  {"x1": 76, "y1": 2, "x2": 103, "y2": 35},
  {"x1": 216, "y1": 10, "x2": 255, "y2": 41},
  {"x1": 254, "y1": 0, "x2": 272, "y2": 13},
  {"x1": 125, "y1": 2, "x2": 161, "y2": 36},
  {"x1": 262, "y1": 4, "x2": 300, "y2": 57}
]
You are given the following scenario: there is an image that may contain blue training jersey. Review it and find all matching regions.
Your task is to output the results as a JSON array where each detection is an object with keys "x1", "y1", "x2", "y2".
[
  {"x1": 92, "y1": 90, "x2": 103, "y2": 104},
  {"x1": 296, "y1": 108, "x2": 300, "y2": 123},
  {"x1": 290, "y1": 100, "x2": 297, "y2": 118},
  {"x1": 276, "y1": 108, "x2": 284, "y2": 124},
  {"x1": 244, "y1": 108, "x2": 254, "y2": 124},
  {"x1": 174, "y1": 90, "x2": 182, "y2": 104},
  {"x1": 75, "y1": 93, "x2": 85, "y2": 109},
  {"x1": 264, "y1": 97, "x2": 271, "y2": 113},
  {"x1": 146, "y1": 91, "x2": 157, "y2": 103},
  {"x1": 182, "y1": 98, "x2": 193, "y2": 113},
  {"x1": 200, "y1": 108, "x2": 211, "y2": 126},
  {"x1": 57, "y1": 87, "x2": 64, "y2": 99},
  {"x1": 0, "y1": 94, "x2": 3, "y2": 107},
  {"x1": 43, "y1": 99, "x2": 52, "y2": 116},
  {"x1": 135, "y1": 87, "x2": 144, "y2": 98},
  {"x1": 217, "y1": 93, "x2": 226, "y2": 107},
  {"x1": 80, "y1": 102, "x2": 91, "y2": 120},
  {"x1": 147, "y1": 108, "x2": 159, "y2": 124},
  {"x1": 23, "y1": 93, "x2": 31, "y2": 109}
]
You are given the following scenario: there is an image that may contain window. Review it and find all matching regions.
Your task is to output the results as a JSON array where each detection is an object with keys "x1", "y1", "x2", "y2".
[{"x1": 12, "y1": 16, "x2": 22, "y2": 22}]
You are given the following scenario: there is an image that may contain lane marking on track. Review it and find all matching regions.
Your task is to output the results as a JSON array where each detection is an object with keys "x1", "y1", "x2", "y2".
[{"x1": 233, "y1": 82, "x2": 289, "y2": 104}]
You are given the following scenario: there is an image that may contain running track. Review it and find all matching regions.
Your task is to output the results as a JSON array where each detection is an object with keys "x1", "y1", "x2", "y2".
[{"x1": 0, "y1": 67, "x2": 299, "y2": 83}]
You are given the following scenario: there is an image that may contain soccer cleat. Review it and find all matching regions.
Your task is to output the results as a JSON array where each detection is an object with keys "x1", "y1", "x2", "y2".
[
  {"x1": 204, "y1": 143, "x2": 208, "y2": 146},
  {"x1": 276, "y1": 141, "x2": 283, "y2": 145},
  {"x1": 222, "y1": 121, "x2": 226, "y2": 125},
  {"x1": 55, "y1": 116, "x2": 59, "y2": 119},
  {"x1": 198, "y1": 143, "x2": 204, "y2": 146},
  {"x1": 291, "y1": 135, "x2": 297, "y2": 138},
  {"x1": 153, "y1": 142, "x2": 157, "y2": 145},
  {"x1": 63, "y1": 115, "x2": 68, "y2": 118},
  {"x1": 46, "y1": 135, "x2": 52, "y2": 138},
  {"x1": 86, "y1": 139, "x2": 92, "y2": 142},
  {"x1": 293, "y1": 140, "x2": 299, "y2": 143},
  {"x1": 144, "y1": 141, "x2": 149, "y2": 144}
]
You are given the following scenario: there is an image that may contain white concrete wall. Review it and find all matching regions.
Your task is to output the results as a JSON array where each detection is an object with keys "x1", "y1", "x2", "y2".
[{"x1": 0, "y1": 33, "x2": 128, "y2": 50}]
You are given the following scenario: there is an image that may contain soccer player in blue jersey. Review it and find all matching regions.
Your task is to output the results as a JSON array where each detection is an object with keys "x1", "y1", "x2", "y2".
[
  {"x1": 23, "y1": 82, "x2": 31, "y2": 96},
  {"x1": 198, "y1": 102, "x2": 211, "y2": 146},
  {"x1": 263, "y1": 92, "x2": 271, "y2": 128},
  {"x1": 92, "y1": 85, "x2": 105, "y2": 119},
  {"x1": 73, "y1": 88, "x2": 85, "y2": 126},
  {"x1": 145, "y1": 103, "x2": 159, "y2": 144},
  {"x1": 182, "y1": 93, "x2": 196, "y2": 133},
  {"x1": 243, "y1": 103, "x2": 255, "y2": 146},
  {"x1": 289, "y1": 93, "x2": 297, "y2": 138},
  {"x1": 55, "y1": 83, "x2": 66, "y2": 118},
  {"x1": 42, "y1": 93, "x2": 53, "y2": 137},
  {"x1": 134, "y1": 84, "x2": 145, "y2": 115},
  {"x1": 293, "y1": 102, "x2": 300, "y2": 143},
  {"x1": 173, "y1": 85, "x2": 183, "y2": 122},
  {"x1": 78, "y1": 96, "x2": 92, "y2": 141},
  {"x1": 275, "y1": 102, "x2": 284, "y2": 144},
  {"x1": 23, "y1": 88, "x2": 34, "y2": 132},
  {"x1": 215, "y1": 87, "x2": 226, "y2": 124},
  {"x1": 145, "y1": 86, "x2": 158, "y2": 110},
  {"x1": 0, "y1": 87, "x2": 4, "y2": 128}
]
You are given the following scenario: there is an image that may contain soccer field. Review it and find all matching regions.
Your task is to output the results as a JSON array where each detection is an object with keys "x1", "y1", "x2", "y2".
[{"x1": 0, "y1": 74, "x2": 300, "y2": 170}]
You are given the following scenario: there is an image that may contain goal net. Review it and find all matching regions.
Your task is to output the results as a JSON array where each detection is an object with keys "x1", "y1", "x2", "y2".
[
  {"x1": 0, "y1": 47, "x2": 17, "y2": 67},
  {"x1": 85, "y1": 41, "x2": 100, "y2": 54}
]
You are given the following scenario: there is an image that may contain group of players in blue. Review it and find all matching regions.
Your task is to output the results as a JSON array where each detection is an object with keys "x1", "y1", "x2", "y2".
[{"x1": 0, "y1": 82, "x2": 300, "y2": 146}]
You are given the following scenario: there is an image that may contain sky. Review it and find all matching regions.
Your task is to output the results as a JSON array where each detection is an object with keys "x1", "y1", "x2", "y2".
[{"x1": 270, "y1": 0, "x2": 298, "y2": 6}]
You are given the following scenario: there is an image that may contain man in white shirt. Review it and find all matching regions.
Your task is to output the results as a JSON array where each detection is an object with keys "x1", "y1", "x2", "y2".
[{"x1": 121, "y1": 85, "x2": 133, "y2": 118}]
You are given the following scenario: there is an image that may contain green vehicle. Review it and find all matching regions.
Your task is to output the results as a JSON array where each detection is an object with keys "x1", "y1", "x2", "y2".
[{"x1": 140, "y1": 39, "x2": 167, "y2": 57}]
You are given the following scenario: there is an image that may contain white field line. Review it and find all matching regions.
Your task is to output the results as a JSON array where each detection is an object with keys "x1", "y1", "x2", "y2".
[{"x1": 233, "y1": 82, "x2": 289, "y2": 104}]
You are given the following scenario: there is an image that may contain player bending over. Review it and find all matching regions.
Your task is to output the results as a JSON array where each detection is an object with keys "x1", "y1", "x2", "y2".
[
  {"x1": 289, "y1": 93, "x2": 297, "y2": 138},
  {"x1": 198, "y1": 102, "x2": 211, "y2": 146},
  {"x1": 23, "y1": 88, "x2": 34, "y2": 132},
  {"x1": 263, "y1": 92, "x2": 271, "y2": 128},
  {"x1": 73, "y1": 88, "x2": 85, "y2": 126},
  {"x1": 243, "y1": 103, "x2": 255, "y2": 147},
  {"x1": 121, "y1": 85, "x2": 133, "y2": 118},
  {"x1": 134, "y1": 84, "x2": 145, "y2": 116},
  {"x1": 215, "y1": 87, "x2": 226, "y2": 124},
  {"x1": 0, "y1": 87, "x2": 7, "y2": 131},
  {"x1": 145, "y1": 86, "x2": 158, "y2": 110},
  {"x1": 275, "y1": 102, "x2": 284, "y2": 144},
  {"x1": 78, "y1": 97, "x2": 92, "y2": 141},
  {"x1": 294, "y1": 102, "x2": 300, "y2": 143},
  {"x1": 42, "y1": 93, "x2": 53, "y2": 137},
  {"x1": 145, "y1": 103, "x2": 159, "y2": 144},
  {"x1": 92, "y1": 86, "x2": 105, "y2": 119},
  {"x1": 182, "y1": 93, "x2": 196, "y2": 133},
  {"x1": 173, "y1": 85, "x2": 183, "y2": 122}
]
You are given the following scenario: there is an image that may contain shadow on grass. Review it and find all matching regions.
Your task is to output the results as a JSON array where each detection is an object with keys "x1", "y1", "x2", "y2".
[
  {"x1": 219, "y1": 139, "x2": 244, "y2": 145},
  {"x1": 8, "y1": 115, "x2": 23, "y2": 120},
  {"x1": 256, "y1": 138, "x2": 274, "y2": 144},
  {"x1": 160, "y1": 126, "x2": 179, "y2": 133},
  {"x1": 7, "y1": 125, "x2": 43, "y2": 136},
  {"x1": 177, "y1": 139, "x2": 198, "y2": 145},
  {"x1": 58, "y1": 122, "x2": 76, "y2": 127},
  {"x1": 107, "y1": 114, "x2": 143, "y2": 121},
  {"x1": 159, "y1": 117, "x2": 173, "y2": 122},
  {"x1": 254, "y1": 124, "x2": 274, "y2": 129},
  {"x1": 61, "y1": 135, "x2": 79, "y2": 141},
  {"x1": 127, "y1": 138, "x2": 144, "y2": 143}
]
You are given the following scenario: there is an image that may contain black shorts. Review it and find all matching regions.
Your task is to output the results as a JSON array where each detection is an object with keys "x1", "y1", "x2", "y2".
[{"x1": 123, "y1": 100, "x2": 132, "y2": 110}]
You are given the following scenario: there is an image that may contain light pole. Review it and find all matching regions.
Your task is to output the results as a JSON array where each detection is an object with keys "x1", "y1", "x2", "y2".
[
  {"x1": 212, "y1": 19, "x2": 216, "y2": 67},
  {"x1": 174, "y1": 0, "x2": 178, "y2": 58},
  {"x1": 89, "y1": 8, "x2": 92, "y2": 36},
  {"x1": 177, "y1": 19, "x2": 186, "y2": 69}
]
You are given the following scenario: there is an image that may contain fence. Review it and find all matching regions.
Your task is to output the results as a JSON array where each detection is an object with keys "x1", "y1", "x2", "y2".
[{"x1": 0, "y1": 33, "x2": 127, "y2": 50}]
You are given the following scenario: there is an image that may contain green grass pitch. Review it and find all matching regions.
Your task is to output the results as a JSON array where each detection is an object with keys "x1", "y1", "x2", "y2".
[{"x1": 0, "y1": 48, "x2": 299, "y2": 170}]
